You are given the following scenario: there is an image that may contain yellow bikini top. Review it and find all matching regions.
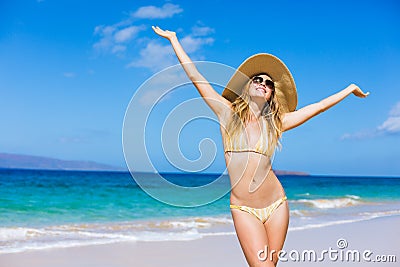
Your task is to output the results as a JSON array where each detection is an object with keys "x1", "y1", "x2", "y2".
[{"x1": 224, "y1": 119, "x2": 270, "y2": 157}]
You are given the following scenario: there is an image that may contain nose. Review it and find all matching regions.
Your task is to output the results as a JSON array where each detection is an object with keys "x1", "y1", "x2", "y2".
[{"x1": 259, "y1": 81, "x2": 269, "y2": 88}]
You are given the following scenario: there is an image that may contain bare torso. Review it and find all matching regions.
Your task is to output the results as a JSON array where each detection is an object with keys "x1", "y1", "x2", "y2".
[
  {"x1": 225, "y1": 152, "x2": 286, "y2": 207},
  {"x1": 219, "y1": 113, "x2": 286, "y2": 208}
]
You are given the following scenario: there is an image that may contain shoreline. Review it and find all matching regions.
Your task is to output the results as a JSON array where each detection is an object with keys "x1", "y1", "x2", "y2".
[
  {"x1": 1, "y1": 215, "x2": 399, "y2": 267},
  {"x1": 2, "y1": 206, "x2": 400, "y2": 255}
]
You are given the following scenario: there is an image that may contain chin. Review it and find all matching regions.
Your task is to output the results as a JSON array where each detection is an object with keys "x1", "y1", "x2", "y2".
[{"x1": 249, "y1": 94, "x2": 266, "y2": 103}]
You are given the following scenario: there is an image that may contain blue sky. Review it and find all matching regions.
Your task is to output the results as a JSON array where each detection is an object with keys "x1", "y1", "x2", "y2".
[{"x1": 1, "y1": 0, "x2": 399, "y2": 176}]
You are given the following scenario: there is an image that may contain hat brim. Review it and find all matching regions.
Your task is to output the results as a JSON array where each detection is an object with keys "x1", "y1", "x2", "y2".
[{"x1": 222, "y1": 53, "x2": 297, "y2": 112}]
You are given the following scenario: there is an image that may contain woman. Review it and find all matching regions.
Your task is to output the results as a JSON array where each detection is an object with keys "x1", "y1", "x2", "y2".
[{"x1": 152, "y1": 26, "x2": 369, "y2": 266}]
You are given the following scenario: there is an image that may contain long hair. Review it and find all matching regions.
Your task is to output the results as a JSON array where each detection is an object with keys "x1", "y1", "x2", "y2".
[{"x1": 225, "y1": 76, "x2": 284, "y2": 157}]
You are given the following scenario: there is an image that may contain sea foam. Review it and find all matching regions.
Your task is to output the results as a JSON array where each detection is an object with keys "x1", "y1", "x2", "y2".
[{"x1": 294, "y1": 196, "x2": 362, "y2": 209}]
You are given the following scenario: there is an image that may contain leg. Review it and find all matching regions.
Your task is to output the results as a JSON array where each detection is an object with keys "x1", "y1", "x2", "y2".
[
  {"x1": 264, "y1": 200, "x2": 290, "y2": 266},
  {"x1": 231, "y1": 209, "x2": 275, "y2": 267}
]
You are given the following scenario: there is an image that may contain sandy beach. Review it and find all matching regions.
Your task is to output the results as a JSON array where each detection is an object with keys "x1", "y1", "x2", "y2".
[{"x1": 1, "y1": 215, "x2": 399, "y2": 267}]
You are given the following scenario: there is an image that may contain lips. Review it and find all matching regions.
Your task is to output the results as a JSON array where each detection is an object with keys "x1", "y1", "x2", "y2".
[{"x1": 256, "y1": 86, "x2": 266, "y2": 93}]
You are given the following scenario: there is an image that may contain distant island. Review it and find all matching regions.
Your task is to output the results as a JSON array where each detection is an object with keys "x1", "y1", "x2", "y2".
[
  {"x1": 272, "y1": 170, "x2": 309, "y2": 176},
  {"x1": 0, "y1": 152, "x2": 309, "y2": 175},
  {"x1": 0, "y1": 153, "x2": 125, "y2": 171}
]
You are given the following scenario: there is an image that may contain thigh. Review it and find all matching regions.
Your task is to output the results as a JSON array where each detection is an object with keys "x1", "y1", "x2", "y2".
[
  {"x1": 264, "y1": 200, "x2": 290, "y2": 265},
  {"x1": 231, "y1": 209, "x2": 275, "y2": 267}
]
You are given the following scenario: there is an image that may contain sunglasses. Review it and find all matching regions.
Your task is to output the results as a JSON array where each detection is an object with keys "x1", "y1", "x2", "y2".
[{"x1": 252, "y1": 76, "x2": 275, "y2": 90}]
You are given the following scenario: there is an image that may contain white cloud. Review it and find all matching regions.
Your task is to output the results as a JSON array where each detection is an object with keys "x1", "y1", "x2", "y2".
[
  {"x1": 191, "y1": 25, "x2": 215, "y2": 37},
  {"x1": 377, "y1": 116, "x2": 400, "y2": 134},
  {"x1": 93, "y1": 24, "x2": 145, "y2": 54},
  {"x1": 389, "y1": 101, "x2": 400, "y2": 117},
  {"x1": 377, "y1": 101, "x2": 400, "y2": 134},
  {"x1": 114, "y1": 26, "x2": 142, "y2": 43},
  {"x1": 111, "y1": 45, "x2": 126, "y2": 54},
  {"x1": 94, "y1": 25, "x2": 114, "y2": 35},
  {"x1": 340, "y1": 130, "x2": 378, "y2": 140},
  {"x1": 59, "y1": 129, "x2": 111, "y2": 144},
  {"x1": 138, "y1": 71, "x2": 189, "y2": 106},
  {"x1": 129, "y1": 26, "x2": 215, "y2": 72},
  {"x1": 93, "y1": 25, "x2": 117, "y2": 51},
  {"x1": 180, "y1": 36, "x2": 214, "y2": 53},
  {"x1": 139, "y1": 89, "x2": 167, "y2": 107},
  {"x1": 341, "y1": 101, "x2": 400, "y2": 139},
  {"x1": 63, "y1": 72, "x2": 76, "y2": 78},
  {"x1": 132, "y1": 3, "x2": 183, "y2": 19},
  {"x1": 127, "y1": 41, "x2": 176, "y2": 71},
  {"x1": 92, "y1": 5, "x2": 214, "y2": 74}
]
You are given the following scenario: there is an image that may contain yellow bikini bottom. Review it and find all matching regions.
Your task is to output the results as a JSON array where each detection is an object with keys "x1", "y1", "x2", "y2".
[{"x1": 230, "y1": 196, "x2": 287, "y2": 224}]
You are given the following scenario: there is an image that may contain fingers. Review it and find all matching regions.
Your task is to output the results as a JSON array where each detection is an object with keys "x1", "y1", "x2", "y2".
[
  {"x1": 153, "y1": 26, "x2": 163, "y2": 31},
  {"x1": 350, "y1": 84, "x2": 370, "y2": 98},
  {"x1": 151, "y1": 25, "x2": 162, "y2": 33},
  {"x1": 151, "y1": 26, "x2": 176, "y2": 40},
  {"x1": 359, "y1": 89, "x2": 370, "y2": 97},
  {"x1": 356, "y1": 90, "x2": 370, "y2": 98}
]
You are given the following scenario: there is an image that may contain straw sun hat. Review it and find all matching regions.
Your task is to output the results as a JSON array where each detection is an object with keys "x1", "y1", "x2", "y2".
[{"x1": 222, "y1": 53, "x2": 297, "y2": 112}]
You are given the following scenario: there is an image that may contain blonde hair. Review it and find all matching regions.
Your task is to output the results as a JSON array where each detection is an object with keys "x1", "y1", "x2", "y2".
[{"x1": 225, "y1": 76, "x2": 284, "y2": 157}]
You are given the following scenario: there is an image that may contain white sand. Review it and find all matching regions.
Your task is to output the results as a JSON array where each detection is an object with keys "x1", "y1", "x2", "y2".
[{"x1": 1, "y1": 216, "x2": 399, "y2": 267}]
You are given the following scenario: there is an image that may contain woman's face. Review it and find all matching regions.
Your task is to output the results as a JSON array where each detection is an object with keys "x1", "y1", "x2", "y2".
[{"x1": 248, "y1": 74, "x2": 274, "y2": 102}]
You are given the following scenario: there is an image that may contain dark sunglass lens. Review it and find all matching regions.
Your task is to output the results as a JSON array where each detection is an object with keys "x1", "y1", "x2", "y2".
[
  {"x1": 264, "y1": 80, "x2": 275, "y2": 90},
  {"x1": 253, "y1": 77, "x2": 262, "y2": 83}
]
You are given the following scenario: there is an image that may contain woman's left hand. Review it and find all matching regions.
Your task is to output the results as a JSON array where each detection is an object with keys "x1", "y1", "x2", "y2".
[
  {"x1": 152, "y1": 26, "x2": 177, "y2": 41},
  {"x1": 348, "y1": 84, "x2": 370, "y2": 98}
]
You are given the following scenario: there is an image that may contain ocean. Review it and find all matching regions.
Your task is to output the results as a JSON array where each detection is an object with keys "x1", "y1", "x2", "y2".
[{"x1": 1, "y1": 169, "x2": 399, "y2": 254}]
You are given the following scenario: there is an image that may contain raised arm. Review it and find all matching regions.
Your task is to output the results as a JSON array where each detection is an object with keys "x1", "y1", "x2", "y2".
[
  {"x1": 152, "y1": 26, "x2": 231, "y2": 119},
  {"x1": 282, "y1": 84, "x2": 369, "y2": 131}
]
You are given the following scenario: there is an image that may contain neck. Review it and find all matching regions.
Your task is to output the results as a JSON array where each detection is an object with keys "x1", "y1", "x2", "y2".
[{"x1": 248, "y1": 100, "x2": 265, "y2": 121}]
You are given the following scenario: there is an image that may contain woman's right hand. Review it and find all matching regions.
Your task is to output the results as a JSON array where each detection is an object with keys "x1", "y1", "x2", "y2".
[
  {"x1": 152, "y1": 26, "x2": 177, "y2": 41},
  {"x1": 348, "y1": 84, "x2": 370, "y2": 98}
]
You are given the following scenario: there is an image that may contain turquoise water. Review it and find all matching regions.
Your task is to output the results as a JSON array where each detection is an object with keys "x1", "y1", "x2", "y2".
[
  {"x1": 0, "y1": 170, "x2": 232, "y2": 227},
  {"x1": 1, "y1": 169, "x2": 399, "y2": 253}
]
